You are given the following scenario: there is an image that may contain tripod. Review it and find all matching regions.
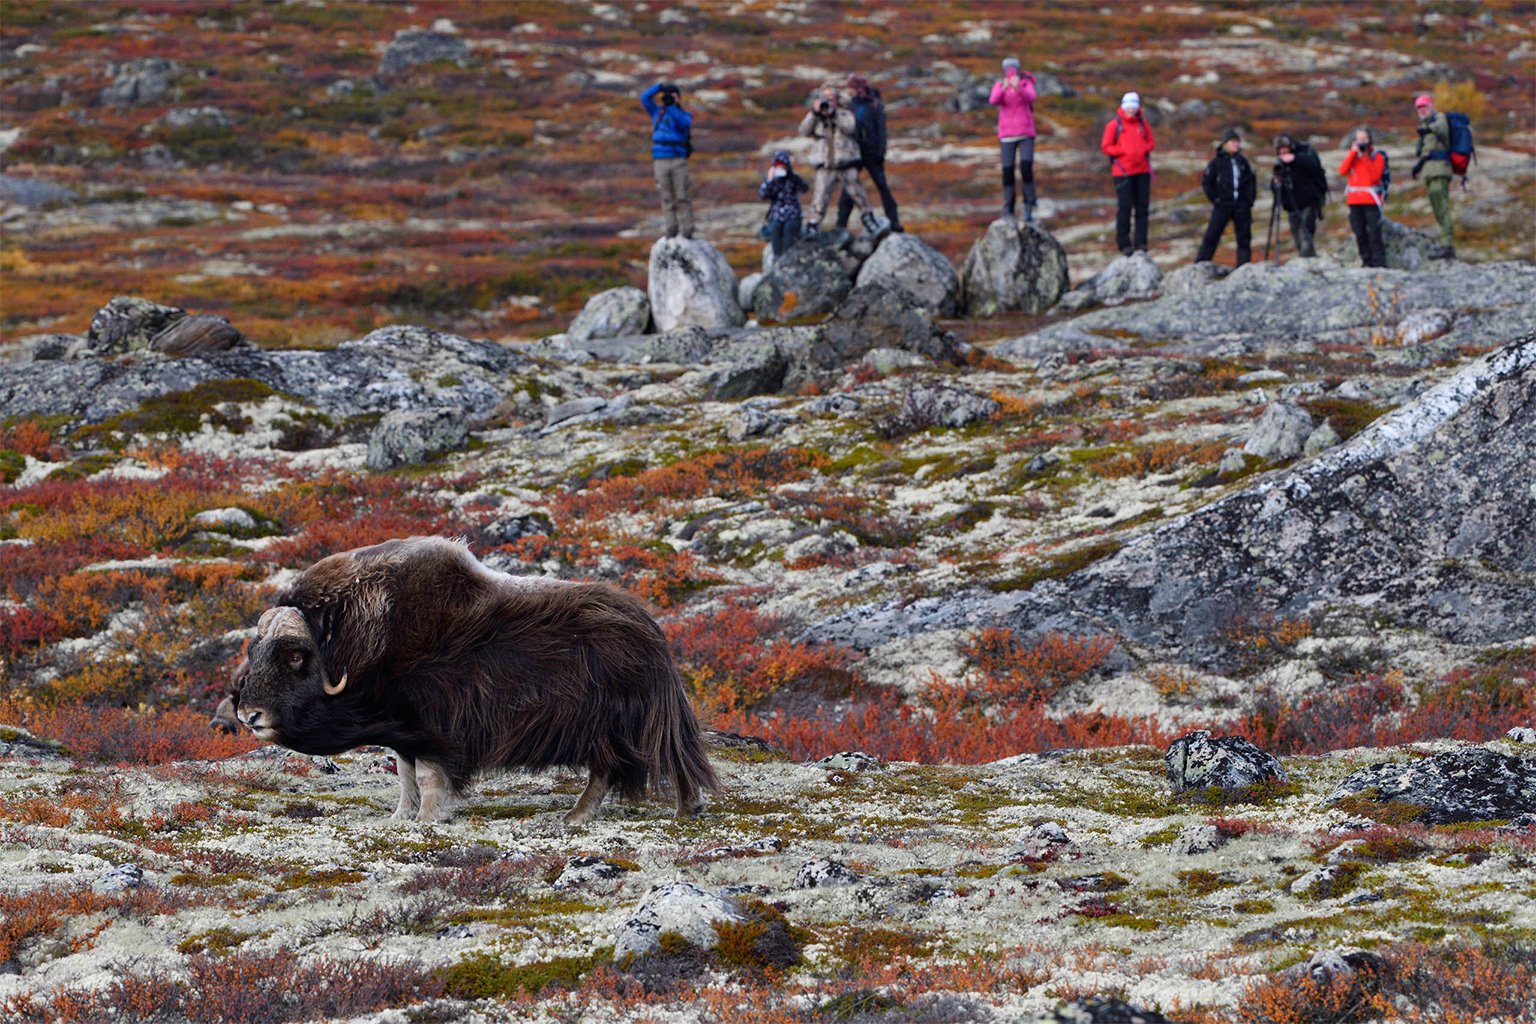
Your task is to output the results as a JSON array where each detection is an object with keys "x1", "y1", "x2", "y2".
[{"x1": 1264, "y1": 178, "x2": 1285, "y2": 262}]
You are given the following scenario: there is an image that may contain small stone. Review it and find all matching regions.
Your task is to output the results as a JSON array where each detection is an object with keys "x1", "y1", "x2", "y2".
[
  {"x1": 1218, "y1": 448, "x2": 1247, "y2": 475},
  {"x1": 1170, "y1": 823, "x2": 1226, "y2": 855},
  {"x1": 1506, "y1": 727, "x2": 1536, "y2": 744},
  {"x1": 192, "y1": 507, "x2": 258, "y2": 532},
  {"x1": 1303, "y1": 419, "x2": 1341, "y2": 457},
  {"x1": 366, "y1": 408, "x2": 468, "y2": 470},
  {"x1": 792, "y1": 857, "x2": 859, "y2": 889},
  {"x1": 1243, "y1": 402, "x2": 1314, "y2": 461},
  {"x1": 816, "y1": 751, "x2": 882, "y2": 772},
  {"x1": 1165, "y1": 730, "x2": 1288, "y2": 793},
  {"x1": 552, "y1": 856, "x2": 634, "y2": 890},
  {"x1": 1032, "y1": 821, "x2": 1070, "y2": 845},
  {"x1": 613, "y1": 881, "x2": 744, "y2": 959},
  {"x1": 93, "y1": 863, "x2": 145, "y2": 894},
  {"x1": 568, "y1": 286, "x2": 651, "y2": 343}
]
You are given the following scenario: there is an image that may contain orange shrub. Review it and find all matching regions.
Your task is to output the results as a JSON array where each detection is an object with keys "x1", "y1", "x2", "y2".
[{"x1": 0, "y1": 701, "x2": 260, "y2": 764}]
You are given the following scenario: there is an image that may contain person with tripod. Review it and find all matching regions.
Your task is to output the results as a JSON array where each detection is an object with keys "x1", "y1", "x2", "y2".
[
  {"x1": 1269, "y1": 133, "x2": 1328, "y2": 258},
  {"x1": 1195, "y1": 129, "x2": 1256, "y2": 266}
]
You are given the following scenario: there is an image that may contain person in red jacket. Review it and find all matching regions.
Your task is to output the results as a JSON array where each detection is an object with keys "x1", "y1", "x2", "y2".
[
  {"x1": 1339, "y1": 126, "x2": 1388, "y2": 268},
  {"x1": 1101, "y1": 91, "x2": 1155, "y2": 255}
]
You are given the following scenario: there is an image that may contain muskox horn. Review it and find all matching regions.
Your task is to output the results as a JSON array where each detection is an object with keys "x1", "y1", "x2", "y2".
[
  {"x1": 324, "y1": 671, "x2": 348, "y2": 696},
  {"x1": 256, "y1": 606, "x2": 310, "y2": 641}
]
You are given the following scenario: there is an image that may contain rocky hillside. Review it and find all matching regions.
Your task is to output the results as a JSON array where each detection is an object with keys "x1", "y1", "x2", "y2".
[{"x1": 2, "y1": 3, "x2": 1535, "y2": 1023}]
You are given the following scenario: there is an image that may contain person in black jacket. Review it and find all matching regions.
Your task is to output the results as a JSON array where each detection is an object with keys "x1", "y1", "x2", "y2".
[
  {"x1": 835, "y1": 73, "x2": 903, "y2": 233},
  {"x1": 1195, "y1": 128, "x2": 1257, "y2": 266},
  {"x1": 1270, "y1": 133, "x2": 1328, "y2": 258}
]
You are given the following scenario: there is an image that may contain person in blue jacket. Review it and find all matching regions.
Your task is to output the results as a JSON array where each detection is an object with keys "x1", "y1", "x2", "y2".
[{"x1": 641, "y1": 82, "x2": 694, "y2": 238}]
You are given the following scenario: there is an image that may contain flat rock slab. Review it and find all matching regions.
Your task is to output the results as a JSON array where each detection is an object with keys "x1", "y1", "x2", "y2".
[{"x1": 1328, "y1": 747, "x2": 1536, "y2": 824}]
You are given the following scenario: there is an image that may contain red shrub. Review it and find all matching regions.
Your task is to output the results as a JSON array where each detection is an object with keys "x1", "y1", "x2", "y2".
[{"x1": 0, "y1": 701, "x2": 260, "y2": 764}]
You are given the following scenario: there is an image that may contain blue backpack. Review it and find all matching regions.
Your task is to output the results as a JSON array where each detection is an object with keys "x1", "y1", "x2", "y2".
[{"x1": 1445, "y1": 111, "x2": 1475, "y2": 176}]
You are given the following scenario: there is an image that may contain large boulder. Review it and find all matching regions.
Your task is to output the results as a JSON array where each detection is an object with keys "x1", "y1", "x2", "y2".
[
  {"x1": 1057, "y1": 252, "x2": 1162, "y2": 312},
  {"x1": 649, "y1": 237, "x2": 746, "y2": 332},
  {"x1": 613, "y1": 881, "x2": 744, "y2": 959},
  {"x1": 1241, "y1": 401, "x2": 1314, "y2": 461},
  {"x1": 960, "y1": 218, "x2": 1071, "y2": 316},
  {"x1": 379, "y1": 27, "x2": 470, "y2": 76},
  {"x1": 817, "y1": 283, "x2": 961, "y2": 369},
  {"x1": 855, "y1": 233, "x2": 959, "y2": 316},
  {"x1": 1328, "y1": 747, "x2": 1536, "y2": 824},
  {"x1": 1165, "y1": 731, "x2": 1287, "y2": 793},
  {"x1": 366, "y1": 407, "x2": 469, "y2": 469},
  {"x1": 149, "y1": 314, "x2": 250, "y2": 356},
  {"x1": 753, "y1": 236, "x2": 854, "y2": 323},
  {"x1": 704, "y1": 335, "x2": 790, "y2": 399},
  {"x1": 87, "y1": 296, "x2": 186, "y2": 355},
  {"x1": 568, "y1": 286, "x2": 651, "y2": 342}
]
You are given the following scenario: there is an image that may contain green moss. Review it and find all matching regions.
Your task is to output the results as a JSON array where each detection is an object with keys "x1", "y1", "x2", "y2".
[
  {"x1": 1178, "y1": 869, "x2": 1237, "y2": 896},
  {"x1": 987, "y1": 538, "x2": 1124, "y2": 593},
  {"x1": 76, "y1": 379, "x2": 277, "y2": 443},
  {"x1": 1181, "y1": 780, "x2": 1302, "y2": 807},
  {"x1": 177, "y1": 926, "x2": 256, "y2": 955},
  {"x1": 277, "y1": 867, "x2": 367, "y2": 891},
  {"x1": 1139, "y1": 824, "x2": 1182, "y2": 848},
  {"x1": 439, "y1": 947, "x2": 611, "y2": 999},
  {"x1": 1234, "y1": 898, "x2": 1276, "y2": 915},
  {"x1": 0, "y1": 449, "x2": 25, "y2": 484},
  {"x1": 1330, "y1": 793, "x2": 1427, "y2": 826},
  {"x1": 1094, "y1": 913, "x2": 1161, "y2": 931},
  {"x1": 1301, "y1": 396, "x2": 1388, "y2": 442},
  {"x1": 449, "y1": 894, "x2": 597, "y2": 926},
  {"x1": 46, "y1": 452, "x2": 119, "y2": 481},
  {"x1": 955, "y1": 863, "x2": 1003, "y2": 879}
]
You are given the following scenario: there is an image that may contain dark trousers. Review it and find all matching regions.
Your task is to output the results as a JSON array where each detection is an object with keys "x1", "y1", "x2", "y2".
[
  {"x1": 1286, "y1": 205, "x2": 1318, "y2": 258},
  {"x1": 837, "y1": 159, "x2": 900, "y2": 228},
  {"x1": 1348, "y1": 204, "x2": 1386, "y2": 267},
  {"x1": 1196, "y1": 202, "x2": 1253, "y2": 265},
  {"x1": 1114, "y1": 173, "x2": 1151, "y2": 254},
  {"x1": 768, "y1": 215, "x2": 800, "y2": 257},
  {"x1": 1001, "y1": 137, "x2": 1036, "y2": 210}
]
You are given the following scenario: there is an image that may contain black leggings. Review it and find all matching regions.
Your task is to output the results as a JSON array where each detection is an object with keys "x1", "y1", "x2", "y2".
[{"x1": 1001, "y1": 137, "x2": 1035, "y2": 197}]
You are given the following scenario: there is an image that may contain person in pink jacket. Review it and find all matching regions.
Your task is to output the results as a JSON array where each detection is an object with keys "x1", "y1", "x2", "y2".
[{"x1": 989, "y1": 58, "x2": 1039, "y2": 221}]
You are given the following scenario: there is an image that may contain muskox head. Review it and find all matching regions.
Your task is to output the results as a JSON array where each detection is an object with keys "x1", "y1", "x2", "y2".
[{"x1": 230, "y1": 606, "x2": 350, "y2": 746}]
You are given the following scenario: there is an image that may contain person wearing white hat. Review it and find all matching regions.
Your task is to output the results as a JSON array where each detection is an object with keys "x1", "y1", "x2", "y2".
[{"x1": 1100, "y1": 91, "x2": 1155, "y2": 255}]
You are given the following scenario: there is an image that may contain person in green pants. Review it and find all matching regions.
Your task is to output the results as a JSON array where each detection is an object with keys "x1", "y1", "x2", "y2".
[{"x1": 1411, "y1": 94, "x2": 1454, "y2": 258}]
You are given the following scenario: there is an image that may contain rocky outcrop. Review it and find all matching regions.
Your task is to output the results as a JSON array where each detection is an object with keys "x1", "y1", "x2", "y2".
[
  {"x1": 378, "y1": 27, "x2": 470, "y2": 76},
  {"x1": 995, "y1": 260, "x2": 1536, "y2": 361},
  {"x1": 366, "y1": 407, "x2": 468, "y2": 470},
  {"x1": 87, "y1": 296, "x2": 186, "y2": 355},
  {"x1": 1328, "y1": 747, "x2": 1536, "y2": 824},
  {"x1": 753, "y1": 236, "x2": 853, "y2": 323},
  {"x1": 1241, "y1": 401, "x2": 1314, "y2": 461},
  {"x1": 816, "y1": 283, "x2": 962, "y2": 369},
  {"x1": 567, "y1": 286, "x2": 651, "y2": 342},
  {"x1": 1057, "y1": 252, "x2": 1162, "y2": 312},
  {"x1": 806, "y1": 335, "x2": 1536, "y2": 660},
  {"x1": 148, "y1": 314, "x2": 249, "y2": 356},
  {"x1": 960, "y1": 218, "x2": 1070, "y2": 316},
  {"x1": 1165, "y1": 731, "x2": 1287, "y2": 793},
  {"x1": 1160, "y1": 260, "x2": 1230, "y2": 296},
  {"x1": 649, "y1": 237, "x2": 745, "y2": 332},
  {"x1": 854, "y1": 233, "x2": 959, "y2": 316},
  {"x1": 99, "y1": 58, "x2": 177, "y2": 107}
]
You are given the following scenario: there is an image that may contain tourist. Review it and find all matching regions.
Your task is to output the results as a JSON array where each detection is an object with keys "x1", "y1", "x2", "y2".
[
  {"x1": 1411, "y1": 94, "x2": 1455, "y2": 256},
  {"x1": 1101, "y1": 91, "x2": 1155, "y2": 255},
  {"x1": 990, "y1": 57, "x2": 1039, "y2": 221},
  {"x1": 1195, "y1": 129, "x2": 1257, "y2": 266},
  {"x1": 799, "y1": 84, "x2": 877, "y2": 236},
  {"x1": 836, "y1": 73, "x2": 902, "y2": 233},
  {"x1": 759, "y1": 150, "x2": 808, "y2": 257},
  {"x1": 1270, "y1": 133, "x2": 1329, "y2": 258},
  {"x1": 640, "y1": 82, "x2": 694, "y2": 239},
  {"x1": 1340, "y1": 126, "x2": 1389, "y2": 268}
]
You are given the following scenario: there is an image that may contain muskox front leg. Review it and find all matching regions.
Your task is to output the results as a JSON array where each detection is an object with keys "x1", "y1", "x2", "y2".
[
  {"x1": 564, "y1": 770, "x2": 611, "y2": 827},
  {"x1": 391, "y1": 752, "x2": 420, "y2": 821},
  {"x1": 414, "y1": 758, "x2": 456, "y2": 823}
]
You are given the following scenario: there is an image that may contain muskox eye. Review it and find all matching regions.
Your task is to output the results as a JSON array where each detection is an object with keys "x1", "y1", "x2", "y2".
[{"x1": 287, "y1": 650, "x2": 305, "y2": 671}]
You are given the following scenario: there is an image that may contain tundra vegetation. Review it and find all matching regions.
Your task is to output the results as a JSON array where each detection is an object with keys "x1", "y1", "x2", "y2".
[{"x1": 2, "y1": 2, "x2": 1535, "y2": 1023}]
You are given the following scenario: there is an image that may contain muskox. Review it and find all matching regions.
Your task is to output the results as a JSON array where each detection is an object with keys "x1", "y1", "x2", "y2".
[{"x1": 231, "y1": 536, "x2": 718, "y2": 824}]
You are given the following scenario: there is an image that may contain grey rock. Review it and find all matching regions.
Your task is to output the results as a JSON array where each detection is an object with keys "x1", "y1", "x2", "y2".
[
  {"x1": 613, "y1": 881, "x2": 744, "y2": 959},
  {"x1": 87, "y1": 296, "x2": 186, "y2": 355},
  {"x1": 1508, "y1": 727, "x2": 1536, "y2": 744},
  {"x1": 1242, "y1": 401, "x2": 1314, "y2": 461},
  {"x1": 893, "y1": 383, "x2": 1000, "y2": 430},
  {"x1": 1038, "y1": 996, "x2": 1176, "y2": 1023},
  {"x1": 1165, "y1": 730, "x2": 1287, "y2": 792},
  {"x1": 479, "y1": 513, "x2": 552, "y2": 545},
  {"x1": 1336, "y1": 217, "x2": 1449, "y2": 271},
  {"x1": 17, "y1": 334, "x2": 82, "y2": 362},
  {"x1": 1170, "y1": 824, "x2": 1226, "y2": 855},
  {"x1": 379, "y1": 28, "x2": 470, "y2": 77},
  {"x1": 1161, "y1": 261, "x2": 1230, "y2": 297},
  {"x1": 149, "y1": 314, "x2": 249, "y2": 356},
  {"x1": 816, "y1": 751, "x2": 882, "y2": 772},
  {"x1": 366, "y1": 407, "x2": 469, "y2": 469},
  {"x1": 157, "y1": 106, "x2": 230, "y2": 129},
  {"x1": 738, "y1": 272, "x2": 763, "y2": 313},
  {"x1": 649, "y1": 237, "x2": 745, "y2": 332},
  {"x1": 994, "y1": 260, "x2": 1536, "y2": 363},
  {"x1": 1328, "y1": 747, "x2": 1536, "y2": 824},
  {"x1": 706, "y1": 336, "x2": 790, "y2": 399},
  {"x1": 725, "y1": 406, "x2": 791, "y2": 442},
  {"x1": 1057, "y1": 253, "x2": 1162, "y2": 312},
  {"x1": 753, "y1": 236, "x2": 853, "y2": 322},
  {"x1": 568, "y1": 286, "x2": 651, "y2": 343},
  {"x1": 862, "y1": 347, "x2": 929, "y2": 376},
  {"x1": 93, "y1": 863, "x2": 145, "y2": 894},
  {"x1": 545, "y1": 396, "x2": 610, "y2": 427},
  {"x1": 960, "y1": 218, "x2": 1071, "y2": 316},
  {"x1": 1217, "y1": 448, "x2": 1247, "y2": 474},
  {"x1": 804, "y1": 393, "x2": 862, "y2": 416},
  {"x1": 100, "y1": 58, "x2": 177, "y2": 106},
  {"x1": 792, "y1": 857, "x2": 859, "y2": 889},
  {"x1": 0, "y1": 173, "x2": 78, "y2": 208},
  {"x1": 855, "y1": 233, "x2": 959, "y2": 316},
  {"x1": 1397, "y1": 308, "x2": 1453, "y2": 345},
  {"x1": 1032, "y1": 822, "x2": 1070, "y2": 845},
  {"x1": 1303, "y1": 419, "x2": 1341, "y2": 456},
  {"x1": 819, "y1": 283, "x2": 961, "y2": 368},
  {"x1": 192, "y1": 507, "x2": 258, "y2": 532},
  {"x1": 552, "y1": 856, "x2": 634, "y2": 890}
]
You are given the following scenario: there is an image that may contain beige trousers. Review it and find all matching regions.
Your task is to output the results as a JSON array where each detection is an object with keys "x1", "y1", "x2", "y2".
[
  {"x1": 808, "y1": 166, "x2": 870, "y2": 225},
  {"x1": 653, "y1": 157, "x2": 693, "y2": 236}
]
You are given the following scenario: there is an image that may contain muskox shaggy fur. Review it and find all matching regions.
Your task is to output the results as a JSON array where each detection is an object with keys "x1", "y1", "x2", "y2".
[{"x1": 231, "y1": 536, "x2": 718, "y2": 824}]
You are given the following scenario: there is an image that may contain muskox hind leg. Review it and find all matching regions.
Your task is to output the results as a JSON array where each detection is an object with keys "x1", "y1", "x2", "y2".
[
  {"x1": 675, "y1": 773, "x2": 705, "y2": 820},
  {"x1": 391, "y1": 752, "x2": 421, "y2": 821},
  {"x1": 563, "y1": 769, "x2": 611, "y2": 827},
  {"x1": 414, "y1": 758, "x2": 457, "y2": 823}
]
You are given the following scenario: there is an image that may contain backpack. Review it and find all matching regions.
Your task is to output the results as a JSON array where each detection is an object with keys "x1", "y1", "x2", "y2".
[
  {"x1": 1445, "y1": 111, "x2": 1474, "y2": 175},
  {"x1": 1379, "y1": 151, "x2": 1391, "y2": 197}
]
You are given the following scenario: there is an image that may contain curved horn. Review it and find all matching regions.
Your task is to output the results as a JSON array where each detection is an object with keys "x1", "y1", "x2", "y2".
[
  {"x1": 256, "y1": 606, "x2": 310, "y2": 641},
  {"x1": 323, "y1": 671, "x2": 348, "y2": 696}
]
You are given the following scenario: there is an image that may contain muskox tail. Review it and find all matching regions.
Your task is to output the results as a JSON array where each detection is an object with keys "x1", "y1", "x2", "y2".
[{"x1": 644, "y1": 656, "x2": 720, "y2": 816}]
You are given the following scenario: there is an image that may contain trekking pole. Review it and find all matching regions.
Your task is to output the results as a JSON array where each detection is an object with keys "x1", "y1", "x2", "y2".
[{"x1": 1264, "y1": 198, "x2": 1279, "y2": 262}]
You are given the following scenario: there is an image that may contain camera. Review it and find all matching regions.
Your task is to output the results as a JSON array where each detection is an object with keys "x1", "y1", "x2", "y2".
[
  {"x1": 659, "y1": 84, "x2": 679, "y2": 106},
  {"x1": 816, "y1": 99, "x2": 834, "y2": 117}
]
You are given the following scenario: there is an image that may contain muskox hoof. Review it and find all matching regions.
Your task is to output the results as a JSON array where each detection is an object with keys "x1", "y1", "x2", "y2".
[
  {"x1": 390, "y1": 807, "x2": 418, "y2": 822},
  {"x1": 562, "y1": 808, "x2": 598, "y2": 828}
]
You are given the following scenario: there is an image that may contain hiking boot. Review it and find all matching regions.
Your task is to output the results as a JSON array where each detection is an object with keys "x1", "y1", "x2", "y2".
[
  {"x1": 889, "y1": 222, "x2": 904, "y2": 233},
  {"x1": 1022, "y1": 203, "x2": 1036, "y2": 223},
  {"x1": 1002, "y1": 186, "x2": 1016, "y2": 219},
  {"x1": 861, "y1": 211, "x2": 882, "y2": 236}
]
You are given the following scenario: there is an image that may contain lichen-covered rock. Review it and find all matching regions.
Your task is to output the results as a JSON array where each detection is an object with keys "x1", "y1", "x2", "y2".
[
  {"x1": 649, "y1": 237, "x2": 745, "y2": 332},
  {"x1": 1241, "y1": 401, "x2": 1314, "y2": 461},
  {"x1": 855, "y1": 233, "x2": 959, "y2": 316},
  {"x1": 817, "y1": 283, "x2": 961, "y2": 368},
  {"x1": 1056, "y1": 252, "x2": 1162, "y2": 312},
  {"x1": 1328, "y1": 747, "x2": 1536, "y2": 824},
  {"x1": 792, "y1": 857, "x2": 859, "y2": 889},
  {"x1": 613, "y1": 881, "x2": 744, "y2": 959},
  {"x1": 1036, "y1": 996, "x2": 1178, "y2": 1023},
  {"x1": 378, "y1": 27, "x2": 469, "y2": 76},
  {"x1": 960, "y1": 218, "x2": 1070, "y2": 316},
  {"x1": 99, "y1": 58, "x2": 177, "y2": 106},
  {"x1": 891, "y1": 383, "x2": 1000, "y2": 430},
  {"x1": 92, "y1": 863, "x2": 144, "y2": 894},
  {"x1": 1161, "y1": 260, "x2": 1230, "y2": 297},
  {"x1": 552, "y1": 856, "x2": 634, "y2": 890},
  {"x1": 753, "y1": 235, "x2": 853, "y2": 323},
  {"x1": 366, "y1": 407, "x2": 468, "y2": 469},
  {"x1": 568, "y1": 286, "x2": 651, "y2": 342},
  {"x1": 87, "y1": 296, "x2": 186, "y2": 355},
  {"x1": 704, "y1": 336, "x2": 790, "y2": 399},
  {"x1": 1165, "y1": 730, "x2": 1287, "y2": 793},
  {"x1": 738, "y1": 272, "x2": 763, "y2": 314},
  {"x1": 149, "y1": 314, "x2": 249, "y2": 356}
]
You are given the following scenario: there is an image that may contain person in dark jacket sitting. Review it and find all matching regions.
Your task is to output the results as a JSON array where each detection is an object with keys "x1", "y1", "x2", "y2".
[
  {"x1": 641, "y1": 82, "x2": 694, "y2": 238},
  {"x1": 1196, "y1": 128, "x2": 1257, "y2": 266},
  {"x1": 1270, "y1": 133, "x2": 1328, "y2": 258},
  {"x1": 836, "y1": 73, "x2": 902, "y2": 233},
  {"x1": 759, "y1": 150, "x2": 808, "y2": 257}
]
